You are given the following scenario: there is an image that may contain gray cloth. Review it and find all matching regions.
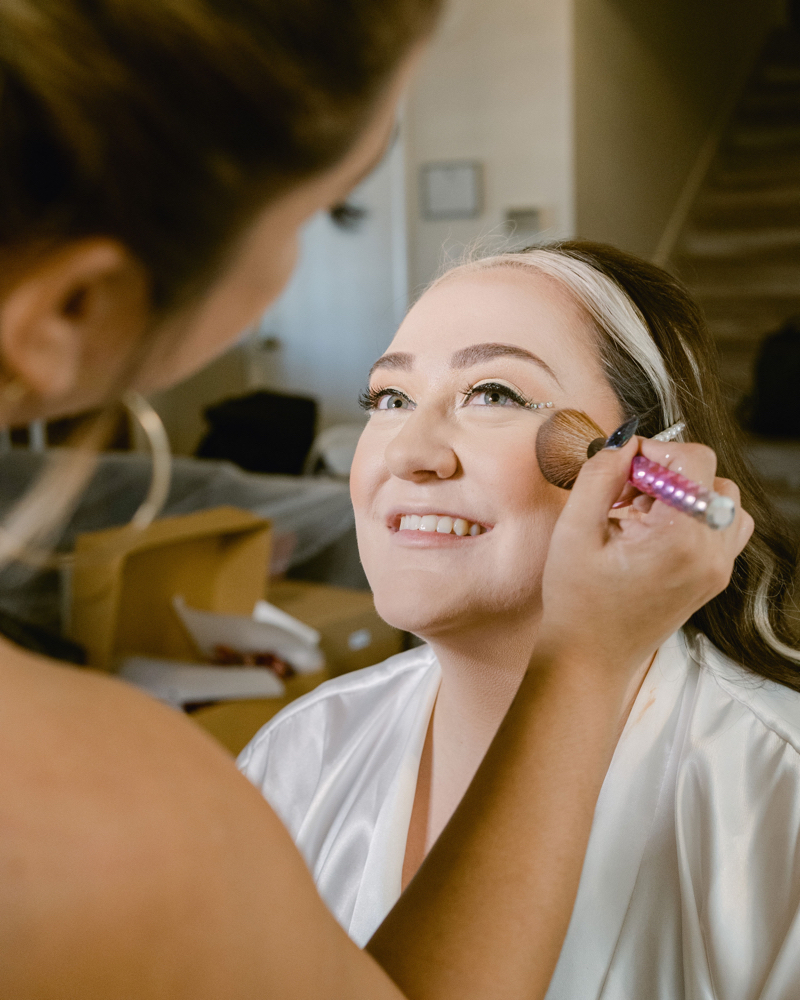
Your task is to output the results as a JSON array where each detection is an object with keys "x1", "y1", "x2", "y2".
[{"x1": 0, "y1": 451, "x2": 357, "y2": 632}]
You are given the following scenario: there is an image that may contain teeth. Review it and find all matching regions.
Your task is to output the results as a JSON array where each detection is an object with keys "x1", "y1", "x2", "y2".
[{"x1": 398, "y1": 514, "x2": 485, "y2": 536}]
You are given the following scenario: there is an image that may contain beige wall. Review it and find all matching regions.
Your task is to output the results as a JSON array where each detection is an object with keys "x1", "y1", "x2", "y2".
[
  {"x1": 574, "y1": 0, "x2": 785, "y2": 259},
  {"x1": 404, "y1": 0, "x2": 575, "y2": 294},
  {"x1": 155, "y1": 1, "x2": 787, "y2": 453}
]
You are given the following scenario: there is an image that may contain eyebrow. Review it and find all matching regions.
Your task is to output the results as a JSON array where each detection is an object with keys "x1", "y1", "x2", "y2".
[
  {"x1": 450, "y1": 343, "x2": 562, "y2": 386},
  {"x1": 368, "y1": 351, "x2": 414, "y2": 378},
  {"x1": 368, "y1": 342, "x2": 562, "y2": 388}
]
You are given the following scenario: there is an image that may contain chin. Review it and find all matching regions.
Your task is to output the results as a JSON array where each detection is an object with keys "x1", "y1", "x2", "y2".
[
  {"x1": 372, "y1": 588, "x2": 452, "y2": 636},
  {"x1": 369, "y1": 570, "x2": 530, "y2": 640}
]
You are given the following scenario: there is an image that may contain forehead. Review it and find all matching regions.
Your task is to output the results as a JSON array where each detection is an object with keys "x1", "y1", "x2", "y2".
[{"x1": 388, "y1": 266, "x2": 598, "y2": 367}]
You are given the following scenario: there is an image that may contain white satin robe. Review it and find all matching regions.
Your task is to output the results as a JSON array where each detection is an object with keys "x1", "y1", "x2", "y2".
[{"x1": 238, "y1": 632, "x2": 800, "y2": 999}]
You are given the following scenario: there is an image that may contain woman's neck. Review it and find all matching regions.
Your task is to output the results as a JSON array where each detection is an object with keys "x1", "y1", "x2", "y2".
[
  {"x1": 401, "y1": 622, "x2": 535, "y2": 890},
  {"x1": 401, "y1": 622, "x2": 655, "y2": 891}
]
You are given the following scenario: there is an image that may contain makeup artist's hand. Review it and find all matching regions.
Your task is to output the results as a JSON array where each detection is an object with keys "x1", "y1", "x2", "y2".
[{"x1": 535, "y1": 436, "x2": 753, "y2": 684}]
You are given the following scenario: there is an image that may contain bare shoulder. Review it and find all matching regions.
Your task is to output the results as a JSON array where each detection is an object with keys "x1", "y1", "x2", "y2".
[{"x1": 0, "y1": 643, "x2": 402, "y2": 1000}]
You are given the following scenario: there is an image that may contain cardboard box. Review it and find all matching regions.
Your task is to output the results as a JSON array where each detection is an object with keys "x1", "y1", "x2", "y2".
[
  {"x1": 191, "y1": 581, "x2": 405, "y2": 755},
  {"x1": 188, "y1": 670, "x2": 331, "y2": 756},
  {"x1": 70, "y1": 507, "x2": 271, "y2": 669},
  {"x1": 267, "y1": 579, "x2": 403, "y2": 676}
]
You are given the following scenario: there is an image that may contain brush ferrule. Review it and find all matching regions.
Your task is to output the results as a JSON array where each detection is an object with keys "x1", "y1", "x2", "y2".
[{"x1": 586, "y1": 437, "x2": 606, "y2": 459}]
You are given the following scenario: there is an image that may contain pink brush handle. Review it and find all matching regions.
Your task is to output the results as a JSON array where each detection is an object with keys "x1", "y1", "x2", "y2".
[{"x1": 630, "y1": 456, "x2": 735, "y2": 530}]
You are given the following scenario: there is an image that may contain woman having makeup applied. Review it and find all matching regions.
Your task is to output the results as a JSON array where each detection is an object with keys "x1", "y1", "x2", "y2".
[
  {"x1": 240, "y1": 241, "x2": 799, "y2": 1000},
  {"x1": 0, "y1": 5, "x2": 753, "y2": 998}
]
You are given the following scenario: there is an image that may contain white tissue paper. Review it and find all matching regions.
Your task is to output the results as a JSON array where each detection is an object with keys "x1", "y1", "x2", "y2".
[
  {"x1": 119, "y1": 656, "x2": 285, "y2": 708},
  {"x1": 119, "y1": 595, "x2": 324, "y2": 708},
  {"x1": 172, "y1": 595, "x2": 325, "y2": 674},
  {"x1": 252, "y1": 599, "x2": 321, "y2": 647}
]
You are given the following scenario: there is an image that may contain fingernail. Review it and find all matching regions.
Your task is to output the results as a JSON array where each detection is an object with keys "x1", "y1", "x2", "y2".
[{"x1": 604, "y1": 416, "x2": 639, "y2": 449}]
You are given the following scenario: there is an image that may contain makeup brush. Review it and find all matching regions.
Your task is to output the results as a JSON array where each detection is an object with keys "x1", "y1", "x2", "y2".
[{"x1": 535, "y1": 409, "x2": 735, "y2": 530}]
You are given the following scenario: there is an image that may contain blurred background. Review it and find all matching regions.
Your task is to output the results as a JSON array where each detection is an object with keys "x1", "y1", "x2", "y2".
[
  {"x1": 5, "y1": 0, "x2": 800, "y2": 745},
  {"x1": 5, "y1": 0, "x2": 800, "y2": 643},
  {"x1": 153, "y1": 0, "x2": 792, "y2": 443}
]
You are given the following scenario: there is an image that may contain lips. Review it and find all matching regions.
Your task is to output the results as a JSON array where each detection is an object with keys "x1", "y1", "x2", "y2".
[{"x1": 396, "y1": 513, "x2": 487, "y2": 536}]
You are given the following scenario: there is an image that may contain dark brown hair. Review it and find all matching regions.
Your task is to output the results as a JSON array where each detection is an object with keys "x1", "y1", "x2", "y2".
[
  {"x1": 462, "y1": 241, "x2": 800, "y2": 691},
  {"x1": 0, "y1": 0, "x2": 442, "y2": 309}
]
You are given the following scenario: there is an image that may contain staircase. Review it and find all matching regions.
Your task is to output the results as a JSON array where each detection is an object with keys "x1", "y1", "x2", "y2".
[
  {"x1": 669, "y1": 28, "x2": 800, "y2": 404},
  {"x1": 668, "y1": 28, "x2": 800, "y2": 530}
]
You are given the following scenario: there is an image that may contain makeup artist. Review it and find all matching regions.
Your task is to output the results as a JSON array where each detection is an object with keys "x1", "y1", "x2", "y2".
[{"x1": 0, "y1": 3, "x2": 752, "y2": 998}]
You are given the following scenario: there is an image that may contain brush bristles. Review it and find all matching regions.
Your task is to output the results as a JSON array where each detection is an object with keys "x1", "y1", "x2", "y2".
[{"x1": 536, "y1": 409, "x2": 608, "y2": 489}]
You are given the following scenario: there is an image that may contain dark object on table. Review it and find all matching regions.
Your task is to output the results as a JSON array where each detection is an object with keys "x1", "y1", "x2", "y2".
[
  {"x1": 10, "y1": 407, "x2": 131, "y2": 450},
  {"x1": 0, "y1": 607, "x2": 87, "y2": 664},
  {"x1": 739, "y1": 317, "x2": 800, "y2": 438},
  {"x1": 196, "y1": 390, "x2": 317, "y2": 475},
  {"x1": 210, "y1": 643, "x2": 295, "y2": 679}
]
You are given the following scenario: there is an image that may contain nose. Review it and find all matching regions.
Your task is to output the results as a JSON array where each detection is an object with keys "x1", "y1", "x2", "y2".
[{"x1": 384, "y1": 409, "x2": 459, "y2": 482}]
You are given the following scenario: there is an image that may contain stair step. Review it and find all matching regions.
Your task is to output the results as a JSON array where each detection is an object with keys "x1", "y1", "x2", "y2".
[
  {"x1": 692, "y1": 281, "x2": 800, "y2": 301},
  {"x1": 762, "y1": 65, "x2": 800, "y2": 87},
  {"x1": 689, "y1": 203, "x2": 800, "y2": 232},
  {"x1": 695, "y1": 184, "x2": 800, "y2": 210},
  {"x1": 665, "y1": 26, "x2": 800, "y2": 405},
  {"x1": 728, "y1": 123, "x2": 800, "y2": 149},
  {"x1": 673, "y1": 245, "x2": 800, "y2": 272},
  {"x1": 739, "y1": 91, "x2": 800, "y2": 116},
  {"x1": 678, "y1": 227, "x2": 800, "y2": 257},
  {"x1": 735, "y1": 105, "x2": 800, "y2": 131},
  {"x1": 708, "y1": 150, "x2": 800, "y2": 187},
  {"x1": 704, "y1": 316, "x2": 791, "y2": 342},
  {"x1": 704, "y1": 319, "x2": 778, "y2": 343},
  {"x1": 761, "y1": 27, "x2": 800, "y2": 61},
  {"x1": 689, "y1": 297, "x2": 800, "y2": 340},
  {"x1": 684, "y1": 269, "x2": 800, "y2": 298}
]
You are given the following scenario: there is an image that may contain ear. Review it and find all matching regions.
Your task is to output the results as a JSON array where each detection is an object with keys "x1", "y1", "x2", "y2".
[{"x1": 0, "y1": 239, "x2": 150, "y2": 412}]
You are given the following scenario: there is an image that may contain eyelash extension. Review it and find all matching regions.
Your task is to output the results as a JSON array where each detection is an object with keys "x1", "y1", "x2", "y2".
[
  {"x1": 358, "y1": 382, "x2": 534, "y2": 412},
  {"x1": 358, "y1": 386, "x2": 414, "y2": 411},
  {"x1": 461, "y1": 381, "x2": 533, "y2": 408}
]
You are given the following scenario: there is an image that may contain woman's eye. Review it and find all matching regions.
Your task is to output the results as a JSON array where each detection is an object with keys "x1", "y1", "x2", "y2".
[
  {"x1": 359, "y1": 387, "x2": 416, "y2": 412},
  {"x1": 465, "y1": 383, "x2": 527, "y2": 408},
  {"x1": 377, "y1": 392, "x2": 412, "y2": 410}
]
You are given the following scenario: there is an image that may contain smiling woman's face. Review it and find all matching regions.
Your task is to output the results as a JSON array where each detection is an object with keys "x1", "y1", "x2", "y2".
[{"x1": 350, "y1": 265, "x2": 625, "y2": 640}]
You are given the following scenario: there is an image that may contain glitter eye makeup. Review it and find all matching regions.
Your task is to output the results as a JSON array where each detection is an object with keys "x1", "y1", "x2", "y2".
[
  {"x1": 359, "y1": 380, "x2": 554, "y2": 413},
  {"x1": 461, "y1": 380, "x2": 554, "y2": 410}
]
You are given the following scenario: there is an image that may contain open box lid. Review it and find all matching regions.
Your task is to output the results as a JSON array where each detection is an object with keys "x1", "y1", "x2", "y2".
[{"x1": 69, "y1": 506, "x2": 271, "y2": 670}]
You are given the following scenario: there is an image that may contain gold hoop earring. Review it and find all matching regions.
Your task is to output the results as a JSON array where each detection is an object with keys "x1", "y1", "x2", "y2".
[
  {"x1": 0, "y1": 392, "x2": 172, "y2": 575},
  {"x1": 123, "y1": 392, "x2": 172, "y2": 531}
]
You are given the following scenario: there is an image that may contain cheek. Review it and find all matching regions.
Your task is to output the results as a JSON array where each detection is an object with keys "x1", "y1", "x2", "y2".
[
  {"x1": 142, "y1": 231, "x2": 301, "y2": 391},
  {"x1": 481, "y1": 435, "x2": 568, "y2": 573},
  {"x1": 349, "y1": 428, "x2": 383, "y2": 520},
  {"x1": 485, "y1": 432, "x2": 562, "y2": 513},
  {"x1": 194, "y1": 232, "x2": 300, "y2": 363}
]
